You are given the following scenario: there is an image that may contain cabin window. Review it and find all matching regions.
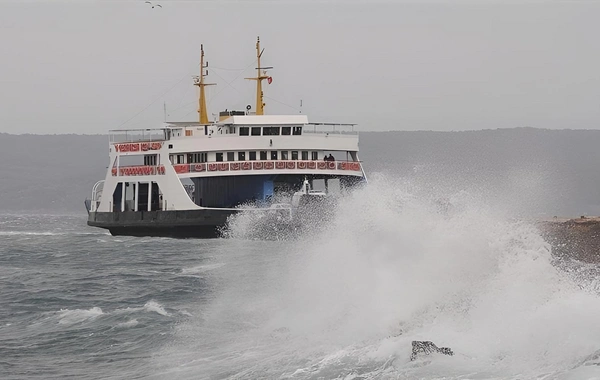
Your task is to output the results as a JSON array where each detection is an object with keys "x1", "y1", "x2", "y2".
[
  {"x1": 270, "y1": 151, "x2": 278, "y2": 160},
  {"x1": 216, "y1": 153, "x2": 223, "y2": 162},
  {"x1": 282, "y1": 127, "x2": 291, "y2": 135},
  {"x1": 260, "y1": 151, "x2": 267, "y2": 160},
  {"x1": 291, "y1": 151, "x2": 298, "y2": 160},
  {"x1": 301, "y1": 151, "x2": 309, "y2": 160},
  {"x1": 177, "y1": 154, "x2": 185, "y2": 164},
  {"x1": 311, "y1": 151, "x2": 318, "y2": 160},
  {"x1": 240, "y1": 127, "x2": 249, "y2": 136},
  {"x1": 293, "y1": 126, "x2": 302, "y2": 135},
  {"x1": 263, "y1": 126, "x2": 280, "y2": 136},
  {"x1": 249, "y1": 151, "x2": 257, "y2": 161},
  {"x1": 144, "y1": 155, "x2": 157, "y2": 165},
  {"x1": 251, "y1": 127, "x2": 261, "y2": 136},
  {"x1": 281, "y1": 151, "x2": 289, "y2": 160},
  {"x1": 238, "y1": 152, "x2": 246, "y2": 161},
  {"x1": 227, "y1": 152, "x2": 235, "y2": 161},
  {"x1": 187, "y1": 153, "x2": 206, "y2": 163}
]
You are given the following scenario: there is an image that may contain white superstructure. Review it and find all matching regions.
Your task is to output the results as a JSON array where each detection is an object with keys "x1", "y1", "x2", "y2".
[{"x1": 86, "y1": 37, "x2": 366, "y2": 238}]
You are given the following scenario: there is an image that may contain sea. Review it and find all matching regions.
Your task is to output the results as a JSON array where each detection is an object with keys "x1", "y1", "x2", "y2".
[{"x1": 2, "y1": 178, "x2": 600, "y2": 380}]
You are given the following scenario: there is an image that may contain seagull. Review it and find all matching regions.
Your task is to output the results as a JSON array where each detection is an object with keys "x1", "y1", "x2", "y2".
[{"x1": 144, "y1": 1, "x2": 162, "y2": 8}]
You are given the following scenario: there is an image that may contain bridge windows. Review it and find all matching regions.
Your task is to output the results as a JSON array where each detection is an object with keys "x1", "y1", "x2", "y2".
[
  {"x1": 249, "y1": 151, "x2": 257, "y2": 160},
  {"x1": 302, "y1": 151, "x2": 309, "y2": 160},
  {"x1": 263, "y1": 126, "x2": 280, "y2": 136},
  {"x1": 281, "y1": 151, "x2": 289, "y2": 160},
  {"x1": 227, "y1": 152, "x2": 235, "y2": 161},
  {"x1": 238, "y1": 152, "x2": 246, "y2": 161},
  {"x1": 260, "y1": 151, "x2": 268, "y2": 160},
  {"x1": 216, "y1": 153, "x2": 224, "y2": 162},
  {"x1": 235, "y1": 125, "x2": 304, "y2": 136},
  {"x1": 311, "y1": 151, "x2": 318, "y2": 160},
  {"x1": 270, "y1": 151, "x2": 278, "y2": 160},
  {"x1": 291, "y1": 151, "x2": 299, "y2": 160}
]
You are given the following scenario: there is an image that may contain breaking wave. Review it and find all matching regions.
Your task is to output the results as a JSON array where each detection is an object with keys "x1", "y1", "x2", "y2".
[{"x1": 156, "y1": 176, "x2": 600, "y2": 379}]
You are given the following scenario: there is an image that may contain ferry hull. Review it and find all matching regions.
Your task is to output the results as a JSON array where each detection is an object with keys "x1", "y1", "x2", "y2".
[{"x1": 87, "y1": 209, "x2": 236, "y2": 238}]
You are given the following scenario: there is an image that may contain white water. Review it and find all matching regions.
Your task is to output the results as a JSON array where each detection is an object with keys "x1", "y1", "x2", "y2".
[{"x1": 155, "y1": 176, "x2": 600, "y2": 379}]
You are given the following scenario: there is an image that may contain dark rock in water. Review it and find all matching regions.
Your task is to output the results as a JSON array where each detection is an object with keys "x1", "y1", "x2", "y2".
[{"x1": 410, "y1": 341, "x2": 454, "y2": 361}]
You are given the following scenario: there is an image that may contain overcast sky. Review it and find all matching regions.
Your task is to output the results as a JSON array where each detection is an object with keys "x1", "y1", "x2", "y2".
[{"x1": 1, "y1": 0, "x2": 599, "y2": 134}]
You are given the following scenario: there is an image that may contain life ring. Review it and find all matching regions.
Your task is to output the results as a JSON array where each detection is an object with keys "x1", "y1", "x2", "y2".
[
  {"x1": 286, "y1": 162, "x2": 296, "y2": 169},
  {"x1": 194, "y1": 164, "x2": 206, "y2": 172},
  {"x1": 327, "y1": 161, "x2": 336, "y2": 170},
  {"x1": 218, "y1": 163, "x2": 229, "y2": 171},
  {"x1": 307, "y1": 161, "x2": 316, "y2": 169},
  {"x1": 297, "y1": 161, "x2": 306, "y2": 169},
  {"x1": 264, "y1": 161, "x2": 274, "y2": 170},
  {"x1": 208, "y1": 163, "x2": 218, "y2": 171},
  {"x1": 111, "y1": 168, "x2": 117, "y2": 176},
  {"x1": 252, "y1": 161, "x2": 263, "y2": 170},
  {"x1": 318, "y1": 162, "x2": 327, "y2": 170},
  {"x1": 352, "y1": 162, "x2": 361, "y2": 171},
  {"x1": 230, "y1": 162, "x2": 241, "y2": 171}
]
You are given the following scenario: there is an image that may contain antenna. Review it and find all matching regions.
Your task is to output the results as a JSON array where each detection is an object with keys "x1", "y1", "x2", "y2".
[
  {"x1": 299, "y1": 99, "x2": 302, "y2": 114},
  {"x1": 245, "y1": 36, "x2": 273, "y2": 115},
  {"x1": 163, "y1": 101, "x2": 167, "y2": 122},
  {"x1": 194, "y1": 44, "x2": 216, "y2": 124}
]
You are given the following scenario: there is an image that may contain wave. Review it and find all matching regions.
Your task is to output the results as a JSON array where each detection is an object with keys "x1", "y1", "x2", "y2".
[
  {"x1": 57, "y1": 307, "x2": 104, "y2": 325},
  {"x1": 180, "y1": 263, "x2": 225, "y2": 276},
  {"x1": 156, "y1": 175, "x2": 600, "y2": 379}
]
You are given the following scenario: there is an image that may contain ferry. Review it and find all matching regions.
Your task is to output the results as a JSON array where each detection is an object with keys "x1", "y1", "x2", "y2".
[{"x1": 86, "y1": 38, "x2": 367, "y2": 238}]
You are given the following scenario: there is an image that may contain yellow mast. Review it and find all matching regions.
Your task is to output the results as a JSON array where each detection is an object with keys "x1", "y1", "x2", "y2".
[
  {"x1": 194, "y1": 44, "x2": 215, "y2": 124},
  {"x1": 245, "y1": 36, "x2": 272, "y2": 115}
]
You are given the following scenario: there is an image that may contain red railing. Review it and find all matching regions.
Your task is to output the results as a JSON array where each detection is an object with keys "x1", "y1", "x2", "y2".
[
  {"x1": 112, "y1": 165, "x2": 166, "y2": 176},
  {"x1": 172, "y1": 160, "x2": 362, "y2": 174},
  {"x1": 113, "y1": 161, "x2": 362, "y2": 177}
]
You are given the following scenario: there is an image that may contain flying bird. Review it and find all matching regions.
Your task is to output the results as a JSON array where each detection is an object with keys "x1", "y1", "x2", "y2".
[{"x1": 144, "y1": 1, "x2": 162, "y2": 8}]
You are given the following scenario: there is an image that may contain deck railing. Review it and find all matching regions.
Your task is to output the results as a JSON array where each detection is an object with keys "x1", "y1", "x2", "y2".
[
  {"x1": 113, "y1": 161, "x2": 362, "y2": 176},
  {"x1": 173, "y1": 160, "x2": 362, "y2": 173}
]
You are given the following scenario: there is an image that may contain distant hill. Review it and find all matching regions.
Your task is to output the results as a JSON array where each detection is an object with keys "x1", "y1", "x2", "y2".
[{"x1": 1, "y1": 128, "x2": 599, "y2": 216}]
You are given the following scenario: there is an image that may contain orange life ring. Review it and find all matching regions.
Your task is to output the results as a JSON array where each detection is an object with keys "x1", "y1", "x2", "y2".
[
  {"x1": 252, "y1": 161, "x2": 263, "y2": 170},
  {"x1": 297, "y1": 161, "x2": 306, "y2": 169},
  {"x1": 276, "y1": 161, "x2": 286, "y2": 169},
  {"x1": 286, "y1": 162, "x2": 296, "y2": 169},
  {"x1": 318, "y1": 162, "x2": 327, "y2": 170},
  {"x1": 328, "y1": 161, "x2": 336, "y2": 170},
  {"x1": 218, "y1": 163, "x2": 229, "y2": 171},
  {"x1": 307, "y1": 161, "x2": 316, "y2": 169},
  {"x1": 230, "y1": 162, "x2": 241, "y2": 171},
  {"x1": 264, "y1": 161, "x2": 274, "y2": 170},
  {"x1": 208, "y1": 163, "x2": 218, "y2": 171}
]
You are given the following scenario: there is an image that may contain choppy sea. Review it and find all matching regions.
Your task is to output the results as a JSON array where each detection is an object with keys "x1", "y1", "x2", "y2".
[{"x1": 2, "y1": 179, "x2": 600, "y2": 379}]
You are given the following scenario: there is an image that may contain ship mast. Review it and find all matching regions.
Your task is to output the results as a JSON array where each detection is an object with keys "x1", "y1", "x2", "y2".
[
  {"x1": 194, "y1": 44, "x2": 215, "y2": 124},
  {"x1": 245, "y1": 36, "x2": 272, "y2": 115}
]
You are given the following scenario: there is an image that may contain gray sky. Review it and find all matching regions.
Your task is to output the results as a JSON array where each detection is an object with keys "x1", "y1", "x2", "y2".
[{"x1": 1, "y1": 0, "x2": 599, "y2": 134}]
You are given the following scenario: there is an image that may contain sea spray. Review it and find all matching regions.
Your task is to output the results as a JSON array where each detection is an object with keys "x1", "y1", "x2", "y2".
[{"x1": 156, "y1": 176, "x2": 600, "y2": 379}]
